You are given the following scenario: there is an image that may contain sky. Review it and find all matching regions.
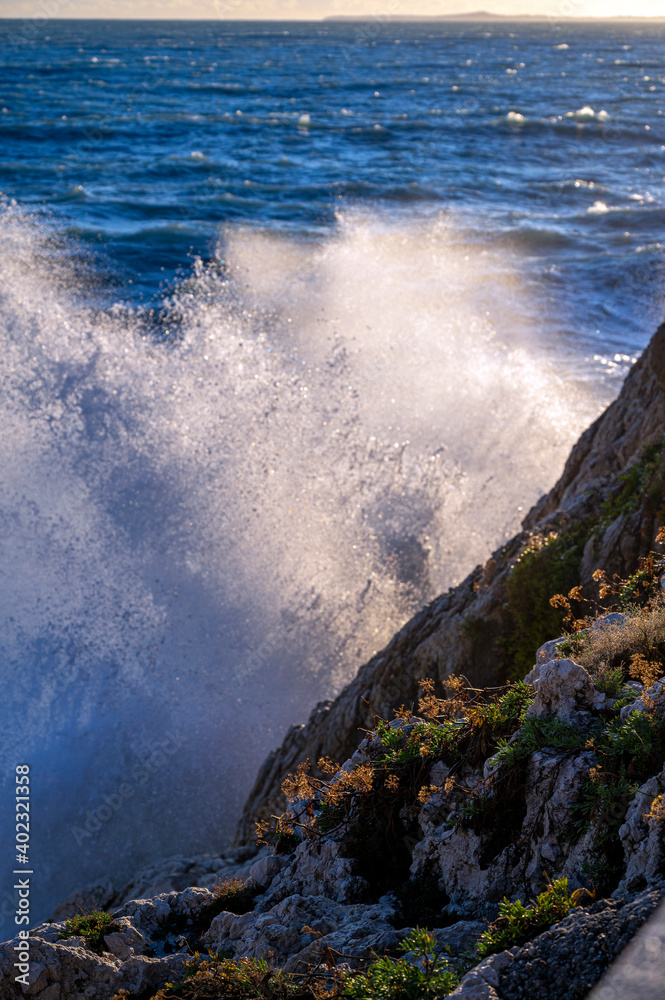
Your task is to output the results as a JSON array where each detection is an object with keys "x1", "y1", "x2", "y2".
[{"x1": 0, "y1": 0, "x2": 664, "y2": 18}]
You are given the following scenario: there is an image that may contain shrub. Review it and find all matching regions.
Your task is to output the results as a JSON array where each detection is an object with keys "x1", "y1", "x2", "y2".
[
  {"x1": 60, "y1": 910, "x2": 117, "y2": 951},
  {"x1": 501, "y1": 528, "x2": 587, "y2": 680},
  {"x1": 570, "y1": 708, "x2": 665, "y2": 845},
  {"x1": 208, "y1": 878, "x2": 259, "y2": 916},
  {"x1": 268, "y1": 681, "x2": 532, "y2": 846},
  {"x1": 476, "y1": 878, "x2": 584, "y2": 958},
  {"x1": 157, "y1": 955, "x2": 325, "y2": 999},
  {"x1": 342, "y1": 927, "x2": 459, "y2": 999},
  {"x1": 552, "y1": 597, "x2": 665, "y2": 685},
  {"x1": 594, "y1": 664, "x2": 625, "y2": 698},
  {"x1": 493, "y1": 716, "x2": 587, "y2": 770}
]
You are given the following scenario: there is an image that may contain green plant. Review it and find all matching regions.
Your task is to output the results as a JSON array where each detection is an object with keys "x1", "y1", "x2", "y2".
[
  {"x1": 599, "y1": 438, "x2": 665, "y2": 531},
  {"x1": 579, "y1": 858, "x2": 617, "y2": 895},
  {"x1": 493, "y1": 716, "x2": 587, "y2": 769},
  {"x1": 374, "y1": 681, "x2": 534, "y2": 773},
  {"x1": 373, "y1": 718, "x2": 454, "y2": 770},
  {"x1": 570, "y1": 709, "x2": 665, "y2": 845},
  {"x1": 476, "y1": 878, "x2": 582, "y2": 958},
  {"x1": 342, "y1": 927, "x2": 459, "y2": 999},
  {"x1": 157, "y1": 955, "x2": 326, "y2": 999},
  {"x1": 60, "y1": 910, "x2": 118, "y2": 951},
  {"x1": 594, "y1": 665, "x2": 625, "y2": 698},
  {"x1": 501, "y1": 527, "x2": 588, "y2": 680}
]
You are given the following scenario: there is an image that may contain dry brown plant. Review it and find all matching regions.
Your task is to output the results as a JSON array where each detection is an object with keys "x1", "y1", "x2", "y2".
[{"x1": 644, "y1": 793, "x2": 665, "y2": 822}]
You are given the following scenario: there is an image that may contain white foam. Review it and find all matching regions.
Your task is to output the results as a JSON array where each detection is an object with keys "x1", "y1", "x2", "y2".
[
  {"x1": 587, "y1": 201, "x2": 621, "y2": 214},
  {"x1": 565, "y1": 106, "x2": 610, "y2": 122}
]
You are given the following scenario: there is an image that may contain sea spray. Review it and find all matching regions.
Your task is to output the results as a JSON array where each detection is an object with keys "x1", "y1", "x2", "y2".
[{"x1": 0, "y1": 205, "x2": 606, "y2": 923}]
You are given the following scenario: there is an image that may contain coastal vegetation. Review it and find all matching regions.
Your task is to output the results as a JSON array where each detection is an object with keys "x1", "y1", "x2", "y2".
[{"x1": 60, "y1": 910, "x2": 118, "y2": 952}]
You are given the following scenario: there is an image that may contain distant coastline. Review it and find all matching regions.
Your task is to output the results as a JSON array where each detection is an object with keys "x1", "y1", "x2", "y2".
[
  {"x1": 1, "y1": 13, "x2": 665, "y2": 21},
  {"x1": 324, "y1": 12, "x2": 665, "y2": 21}
]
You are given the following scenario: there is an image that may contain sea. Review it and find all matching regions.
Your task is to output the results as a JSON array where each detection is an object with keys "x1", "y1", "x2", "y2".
[{"x1": 0, "y1": 17, "x2": 663, "y2": 928}]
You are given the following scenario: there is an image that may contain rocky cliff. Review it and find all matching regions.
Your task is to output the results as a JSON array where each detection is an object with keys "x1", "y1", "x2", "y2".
[{"x1": 236, "y1": 320, "x2": 665, "y2": 844}]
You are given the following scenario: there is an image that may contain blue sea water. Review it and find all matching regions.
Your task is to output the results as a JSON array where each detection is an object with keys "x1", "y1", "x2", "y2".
[
  {"x1": 1, "y1": 19, "x2": 664, "y2": 340},
  {"x1": 0, "y1": 18, "x2": 664, "y2": 926}
]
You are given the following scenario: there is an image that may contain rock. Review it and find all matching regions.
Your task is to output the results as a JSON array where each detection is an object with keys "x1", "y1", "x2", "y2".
[
  {"x1": 450, "y1": 949, "x2": 516, "y2": 998},
  {"x1": 48, "y1": 848, "x2": 263, "y2": 924},
  {"x1": 587, "y1": 895, "x2": 665, "y2": 999},
  {"x1": 50, "y1": 880, "x2": 115, "y2": 922},
  {"x1": 412, "y1": 745, "x2": 596, "y2": 915},
  {"x1": 432, "y1": 921, "x2": 486, "y2": 956},
  {"x1": 616, "y1": 764, "x2": 665, "y2": 894},
  {"x1": 620, "y1": 677, "x2": 665, "y2": 723},
  {"x1": 592, "y1": 613, "x2": 628, "y2": 633},
  {"x1": 524, "y1": 659, "x2": 600, "y2": 720},
  {"x1": 103, "y1": 919, "x2": 147, "y2": 961},
  {"x1": 0, "y1": 934, "x2": 187, "y2": 1000},
  {"x1": 535, "y1": 637, "x2": 565, "y2": 665},
  {"x1": 496, "y1": 886, "x2": 665, "y2": 1000},
  {"x1": 246, "y1": 854, "x2": 286, "y2": 891}
]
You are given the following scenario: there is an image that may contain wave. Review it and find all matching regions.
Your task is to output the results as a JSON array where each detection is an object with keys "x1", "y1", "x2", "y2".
[{"x1": 0, "y1": 206, "x2": 605, "y2": 926}]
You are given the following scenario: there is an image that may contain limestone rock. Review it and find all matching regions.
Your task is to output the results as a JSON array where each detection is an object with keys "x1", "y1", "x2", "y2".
[
  {"x1": 0, "y1": 934, "x2": 187, "y2": 1000},
  {"x1": 412, "y1": 747, "x2": 596, "y2": 914},
  {"x1": 50, "y1": 847, "x2": 262, "y2": 923},
  {"x1": 246, "y1": 854, "x2": 287, "y2": 891},
  {"x1": 102, "y1": 918, "x2": 147, "y2": 961},
  {"x1": 450, "y1": 949, "x2": 516, "y2": 999},
  {"x1": 524, "y1": 659, "x2": 603, "y2": 721},
  {"x1": 592, "y1": 612, "x2": 628, "y2": 633},
  {"x1": 535, "y1": 636, "x2": 564, "y2": 665},
  {"x1": 617, "y1": 764, "x2": 665, "y2": 894}
]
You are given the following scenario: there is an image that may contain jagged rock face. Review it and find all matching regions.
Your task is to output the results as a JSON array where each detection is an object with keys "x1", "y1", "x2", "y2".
[
  {"x1": 618, "y1": 762, "x2": 665, "y2": 895},
  {"x1": 236, "y1": 322, "x2": 665, "y2": 844},
  {"x1": 412, "y1": 748, "x2": 597, "y2": 916},
  {"x1": 0, "y1": 887, "x2": 218, "y2": 1000}
]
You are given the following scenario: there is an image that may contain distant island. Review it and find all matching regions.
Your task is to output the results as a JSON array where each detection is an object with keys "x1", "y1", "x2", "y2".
[{"x1": 324, "y1": 11, "x2": 665, "y2": 21}]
